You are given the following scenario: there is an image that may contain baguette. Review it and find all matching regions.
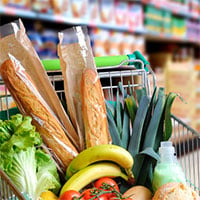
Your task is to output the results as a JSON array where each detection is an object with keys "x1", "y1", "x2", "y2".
[
  {"x1": 0, "y1": 57, "x2": 78, "y2": 171},
  {"x1": 81, "y1": 68, "x2": 111, "y2": 148}
]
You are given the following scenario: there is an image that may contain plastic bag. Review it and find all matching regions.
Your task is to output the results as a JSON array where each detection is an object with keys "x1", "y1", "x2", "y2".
[{"x1": 58, "y1": 26, "x2": 111, "y2": 149}]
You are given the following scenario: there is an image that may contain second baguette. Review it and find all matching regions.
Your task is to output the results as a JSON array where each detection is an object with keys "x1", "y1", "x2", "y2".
[{"x1": 81, "y1": 68, "x2": 111, "y2": 148}]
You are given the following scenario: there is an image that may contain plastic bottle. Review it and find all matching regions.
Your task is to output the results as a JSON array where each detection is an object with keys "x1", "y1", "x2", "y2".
[{"x1": 152, "y1": 141, "x2": 186, "y2": 192}]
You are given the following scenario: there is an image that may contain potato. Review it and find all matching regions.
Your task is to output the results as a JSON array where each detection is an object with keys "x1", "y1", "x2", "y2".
[{"x1": 123, "y1": 185, "x2": 152, "y2": 200}]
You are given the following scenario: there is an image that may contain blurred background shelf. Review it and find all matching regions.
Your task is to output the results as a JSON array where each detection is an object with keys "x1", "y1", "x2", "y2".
[{"x1": 0, "y1": 6, "x2": 200, "y2": 45}]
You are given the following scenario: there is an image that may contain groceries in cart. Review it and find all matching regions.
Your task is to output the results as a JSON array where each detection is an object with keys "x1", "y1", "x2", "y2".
[{"x1": 0, "y1": 20, "x2": 199, "y2": 200}]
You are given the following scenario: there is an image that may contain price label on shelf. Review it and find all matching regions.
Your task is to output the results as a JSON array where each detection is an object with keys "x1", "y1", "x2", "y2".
[
  {"x1": 4, "y1": 7, "x2": 16, "y2": 15},
  {"x1": 88, "y1": 20, "x2": 96, "y2": 27},
  {"x1": 54, "y1": 15, "x2": 65, "y2": 23}
]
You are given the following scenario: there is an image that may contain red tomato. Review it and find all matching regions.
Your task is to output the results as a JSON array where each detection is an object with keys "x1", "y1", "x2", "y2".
[
  {"x1": 94, "y1": 178, "x2": 119, "y2": 198},
  {"x1": 59, "y1": 190, "x2": 84, "y2": 200},
  {"x1": 81, "y1": 188, "x2": 107, "y2": 200}
]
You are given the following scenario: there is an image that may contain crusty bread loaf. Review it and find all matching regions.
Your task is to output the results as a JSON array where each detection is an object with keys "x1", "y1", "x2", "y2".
[
  {"x1": 81, "y1": 68, "x2": 111, "y2": 148},
  {"x1": 0, "y1": 58, "x2": 78, "y2": 171},
  {"x1": 153, "y1": 182, "x2": 200, "y2": 200}
]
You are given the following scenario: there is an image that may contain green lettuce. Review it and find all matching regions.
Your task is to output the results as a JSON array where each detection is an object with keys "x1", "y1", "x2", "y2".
[{"x1": 0, "y1": 114, "x2": 61, "y2": 200}]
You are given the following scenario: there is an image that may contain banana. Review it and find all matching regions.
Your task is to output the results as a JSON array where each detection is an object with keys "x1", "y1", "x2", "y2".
[
  {"x1": 66, "y1": 144, "x2": 134, "y2": 179},
  {"x1": 60, "y1": 162, "x2": 128, "y2": 196}
]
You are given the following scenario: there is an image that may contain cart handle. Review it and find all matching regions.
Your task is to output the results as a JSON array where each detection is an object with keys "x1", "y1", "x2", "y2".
[{"x1": 41, "y1": 51, "x2": 149, "y2": 72}]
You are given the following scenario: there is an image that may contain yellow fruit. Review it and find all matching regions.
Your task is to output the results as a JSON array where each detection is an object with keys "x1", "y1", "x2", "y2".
[
  {"x1": 60, "y1": 162, "x2": 128, "y2": 196},
  {"x1": 123, "y1": 185, "x2": 152, "y2": 200},
  {"x1": 40, "y1": 191, "x2": 58, "y2": 200},
  {"x1": 66, "y1": 144, "x2": 134, "y2": 179}
]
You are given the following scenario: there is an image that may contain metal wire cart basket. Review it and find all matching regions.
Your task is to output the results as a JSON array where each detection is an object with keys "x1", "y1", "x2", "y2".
[{"x1": 0, "y1": 58, "x2": 200, "y2": 200}]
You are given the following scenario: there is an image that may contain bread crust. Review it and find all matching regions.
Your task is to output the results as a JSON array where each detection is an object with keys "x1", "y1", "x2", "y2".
[
  {"x1": 153, "y1": 182, "x2": 200, "y2": 200},
  {"x1": 0, "y1": 58, "x2": 78, "y2": 171},
  {"x1": 81, "y1": 68, "x2": 110, "y2": 148}
]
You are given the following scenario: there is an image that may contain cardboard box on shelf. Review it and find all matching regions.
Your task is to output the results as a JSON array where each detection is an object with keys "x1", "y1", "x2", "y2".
[
  {"x1": 166, "y1": 60, "x2": 195, "y2": 121},
  {"x1": 149, "y1": 53, "x2": 196, "y2": 121}
]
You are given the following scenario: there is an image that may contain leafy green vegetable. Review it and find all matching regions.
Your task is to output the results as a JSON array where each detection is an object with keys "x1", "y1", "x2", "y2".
[
  {"x1": 125, "y1": 96, "x2": 137, "y2": 124},
  {"x1": 121, "y1": 106, "x2": 130, "y2": 149},
  {"x1": 163, "y1": 92, "x2": 178, "y2": 140},
  {"x1": 128, "y1": 95, "x2": 150, "y2": 157},
  {"x1": 106, "y1": 107, "x2": 122, "y2": 146},
  {"x1": 116, "y1": 90, "x2": 122, "y2": 138},
  {"x1": 35, "y1": 149, "x2": 61, "y2": 195},
  {"x1": 0, "y1": 114, "x2": 61, "y2": 199}
]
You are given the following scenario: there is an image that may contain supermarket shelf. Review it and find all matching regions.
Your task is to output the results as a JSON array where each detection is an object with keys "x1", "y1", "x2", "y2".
[
  {"x1": 0, "y1": 6, "x2": 37, "y2": 18},
  {"x1": 139, "y1": 0, "x2": 200, "y2": 21},
  {"x1": 0, "y1": 6, "x2": 200, "y2": 45},
  {"x1": 145, "y1": 31, "x2": 200, "y2": 45}
]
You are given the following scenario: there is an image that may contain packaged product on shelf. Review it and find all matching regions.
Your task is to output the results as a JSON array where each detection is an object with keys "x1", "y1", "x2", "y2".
[
  {"x1": 70, "y1": 0, "x2": 88, "y2": 20},
  {"x1": 0, "y1": 0, "x2": 30, "y2": 8},
  {"x1": 32, "y1": 0, "x2": 52, "y2": 13},
  {"x1": 109, "y1": 31, "x2": 123, "y2": 56},
  {"x1": 171, "y1": 17, "x2": 186, "y2": 38},
  {"x1": 128, "y1": 3, "x2": 144, "y2": 31},
  {"x1": 41, "y1": 30, "x2": 58, "y2": 59},
  {"x1": 58, "y1": 26, "x2": 110, "y2": 149},
  {"x1": 186, "y1": 21, "x2": 200, "y2": 42},
  {"x1": 121, "y1": 33, "x2": 135, "y2": 55},
  {"x1": 99, "y1": 0, "x2": 115, "y2": 25},
  {"x1": 87, "y1": 0, "x2": 100, "y2": 25},
  {"x1": 0, "y1": 85, "x2": 16, "y2": 110},
  {"x1": 91, "y1": 28, "x2": 110, "y2": 56},
  {"x1": 114, "y1": 0, "x2": 129, "y2": 28},
  {"x1": 27, "y1": 30, "x2": 43, "y2": 58},
  {"x1": 134, "y1": 35, "x2": 145, "y2": 54},
  {"x1": 0, "y1": 20, "x2": 79, "y2": 171},
  {"x1": 51, "y1": 0, "x2": 69, "y2": 15},
  {"x1": 162, "y1": 10, "x2": 171, "y2": 35}
]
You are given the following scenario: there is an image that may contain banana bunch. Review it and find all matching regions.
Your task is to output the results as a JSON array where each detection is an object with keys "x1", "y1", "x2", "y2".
[{"x1": 60, "y1": 144, "x2": 135, "y2": 196}]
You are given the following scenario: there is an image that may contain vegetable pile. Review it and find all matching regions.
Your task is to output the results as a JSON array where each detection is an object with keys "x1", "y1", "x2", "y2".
[
  {"x1": 106, "y1": 84, "x2": 179, "y2": 190},
  {"x1": 0, "y1": 114, "x2": 61, "y2": 200}
]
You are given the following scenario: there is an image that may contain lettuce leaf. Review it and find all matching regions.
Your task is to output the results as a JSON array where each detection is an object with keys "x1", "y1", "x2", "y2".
[
  {"x1": 7, "y1": 147, "x2": 37, "y2": 198},
  {"x1": 35, "y1": 149, "x2": 61, "y2": 195},
  {"x1": 0, "y1": 114, "x2": 61, "y2": 199},
  {"x1": 0, "y1": 114, "x2": 42, "y2": 171}
]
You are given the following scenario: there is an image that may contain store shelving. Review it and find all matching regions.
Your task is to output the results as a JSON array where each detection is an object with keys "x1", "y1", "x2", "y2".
[
  {"x1": 0, "y1": 6, "x2": 36, "y2": 18},
  {"x1": 0, "y1": 5, "x2": 200, "y2": 46},
  {"x1": 138, "y1": 0, "x2": 200, "y2": 21},
  {"x1": 0, "y1": 6, "x2": 145, "y2": 34}
]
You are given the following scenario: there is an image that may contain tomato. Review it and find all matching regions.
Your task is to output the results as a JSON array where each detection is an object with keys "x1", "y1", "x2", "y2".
[
  {"x1": 94, "y1": 178, "x2": 119, "y2": 198},
  {"x1": 81, "y1": 188, "x2": 108, "y2": 200},
  {"x1": 59, "y1": 190, "x2": 84, "y2": 200}
]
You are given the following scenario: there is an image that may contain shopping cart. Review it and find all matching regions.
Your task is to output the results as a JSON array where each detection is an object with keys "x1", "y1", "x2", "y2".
[{"x1": 0, "y1": 55, "x2": 200, "y2": 200}]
